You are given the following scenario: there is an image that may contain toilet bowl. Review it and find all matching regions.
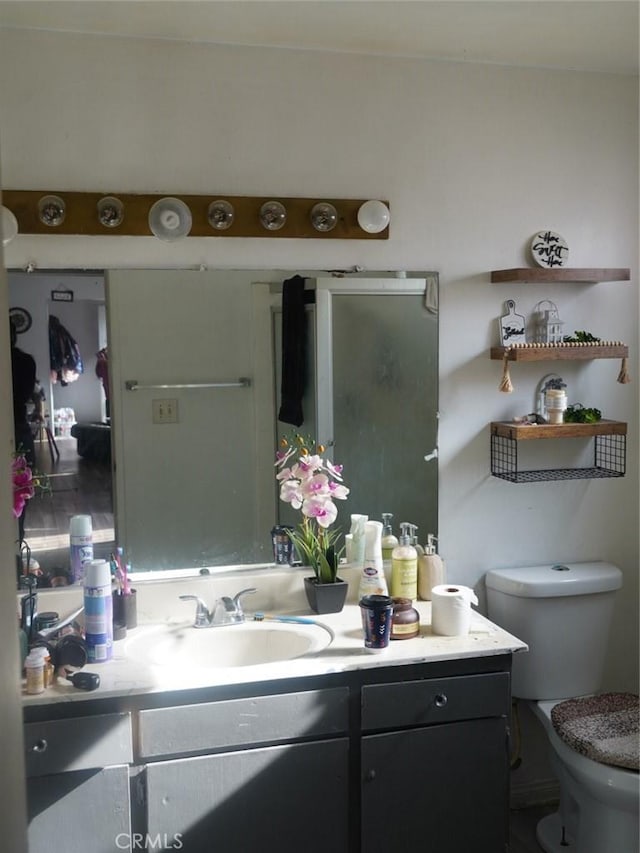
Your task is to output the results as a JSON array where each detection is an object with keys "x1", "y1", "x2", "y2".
[
  {"x1": 532, "y1": 699, "x2": 639, "y2": 853},
  {"x1": 484, "y1": 562, "x2": 639, "y2": 853}
]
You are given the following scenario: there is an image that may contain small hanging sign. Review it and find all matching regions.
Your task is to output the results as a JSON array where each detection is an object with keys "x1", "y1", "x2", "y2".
[
  {"x1": 51, "y1": 289, "x2": 74, "y2": 302},
  {"x1": 499, "y1": 299, "x2": 526, "y2": 346}
]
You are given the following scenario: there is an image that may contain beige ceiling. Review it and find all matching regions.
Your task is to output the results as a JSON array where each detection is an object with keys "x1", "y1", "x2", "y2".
[{"x1": 0, "y1": 1, "x2": 638, "y2": 75}]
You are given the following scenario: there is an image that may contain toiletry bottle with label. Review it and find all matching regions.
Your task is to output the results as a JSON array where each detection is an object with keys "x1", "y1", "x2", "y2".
[
  {"x1": 358, "y1": 520, "x2": 388, "y2": 597},
  {"x1": 381, "y1": 513, "x2": 398, "y2": 561},
  {"x1": 417, "y1": 534, "x2": 445, "y2": 600},
  {"x1": 70, "y1": 514, "x2": 93, "y2": 584},
  {"x1": 348, "y1": 514, "x2": 368, "y2": 568},
  {"x1": 391, "y1": 523, "x2": 418, "y2": 600},
  {"x1": 83, "y1": 559, "x2": 113, "y2": 663},
  {"x1": 25, "y1": 647, "x2": 47, "y2": 694}
]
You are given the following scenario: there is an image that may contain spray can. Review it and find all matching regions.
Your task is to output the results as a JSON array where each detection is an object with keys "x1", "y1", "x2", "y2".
[
  {"x1": 83, "y1": 559, "x2": 113, "y2": 662},
  {"x1": 70, "y1": 515, "x2": 93, "y2": 584}
]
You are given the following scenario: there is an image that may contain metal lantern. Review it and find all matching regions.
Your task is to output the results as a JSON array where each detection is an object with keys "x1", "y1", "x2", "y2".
[{"x1": 534, "y1": 300, "x2": 565, "y2": 344}]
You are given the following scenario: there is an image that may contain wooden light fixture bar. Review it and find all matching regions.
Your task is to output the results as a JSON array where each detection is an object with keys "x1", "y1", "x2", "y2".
[{"x1": 2, "y1": 190, "x2": 389, "y2": 239}]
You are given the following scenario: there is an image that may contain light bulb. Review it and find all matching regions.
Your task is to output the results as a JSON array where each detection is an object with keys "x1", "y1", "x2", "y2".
[
  {"x1": 207, "y1": 200, "x2": 234, "y2": 231},
  {"x1": 357, "y1": 200, "x2": 390, "y2": 234},
  {"x1": 1, "y1": 205, "x2": 18, "y2": 246},
  {"x1": 97, "y1": 196, "x2": 124, "y2": 228},
  {"x1": 310, "y1": 202, "x2": 338, "y2": 233},
  {"x1": 259, "y1": 201, "x2": 287, "y2": 231}
]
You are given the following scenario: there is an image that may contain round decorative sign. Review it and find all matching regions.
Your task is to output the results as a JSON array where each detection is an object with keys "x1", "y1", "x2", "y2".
[
  {"x1": 9, "y1": 306, "x2": 32, "y2": 334},
  {"x1": 530, "y1": 230, "x2": 569, "y2": 268}
]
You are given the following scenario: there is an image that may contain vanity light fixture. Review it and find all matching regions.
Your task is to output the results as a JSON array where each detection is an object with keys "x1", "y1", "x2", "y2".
[
  {"x1": 38, "y1": 194, "x2": 66, "y2": 227},
  {"x1": 357, "y1": 199, "x2": 390, "y2": 234},
  {"x1": 1, "y1": 205, "x2": 18, "y2": 246},
  {"x1": 310, "y1": 202, "x2": 338, "y2": 233},
  {"x1": 207, "y1": 199, "x2": 234, "y2": 231},
  {"x1": 2, "y1": 190, "x2": 390, "y2": 240},
  {"x1": 148, "y1": 197, "x2": 192, "y2": 242},
  {"x1": 97, "y1": 196, "x2": 124, "y2": 228},
  {"x1": 259, "y1": 200, "x2": 287, "y2": 231}
]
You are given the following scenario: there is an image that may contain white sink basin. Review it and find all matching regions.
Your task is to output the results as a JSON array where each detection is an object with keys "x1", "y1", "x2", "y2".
[{"x1": 125, "y1": 620, "x2": 332, "y2": 669}]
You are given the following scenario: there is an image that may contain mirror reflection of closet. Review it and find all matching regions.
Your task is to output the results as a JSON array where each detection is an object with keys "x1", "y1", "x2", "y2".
[{"x1": 9, "y1": 271, "x2": 114, "y2": 583}]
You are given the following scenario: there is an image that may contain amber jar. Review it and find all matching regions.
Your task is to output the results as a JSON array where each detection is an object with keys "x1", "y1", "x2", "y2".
[{"x1": 391, "y1": 597, "x2": 420, "y2": 639}]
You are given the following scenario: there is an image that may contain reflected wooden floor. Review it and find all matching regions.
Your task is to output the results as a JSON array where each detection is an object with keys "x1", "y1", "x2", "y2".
[{"x1": 22, "y1": 436, "x2": 115, "y2": 579}]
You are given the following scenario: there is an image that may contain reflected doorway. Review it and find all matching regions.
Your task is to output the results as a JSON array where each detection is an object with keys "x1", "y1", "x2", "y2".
[{"x1": 9, "y1": 271, "x2": 115, "y2": 584}]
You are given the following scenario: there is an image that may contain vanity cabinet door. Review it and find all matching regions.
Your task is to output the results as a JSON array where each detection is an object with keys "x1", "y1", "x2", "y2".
[
  {"x1": 145, "y1": 737, "x2": 349, "y2": 853},
  {"x1": 27, "y1": 765, "x2": 132, "y2": 853},
  {"x1": 361, "y1": 718, "x2": 509, "y2": 853}
]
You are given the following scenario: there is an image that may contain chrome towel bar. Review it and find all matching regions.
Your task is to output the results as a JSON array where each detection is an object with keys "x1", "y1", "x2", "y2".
[{"x1": 125, "y1": 378, "x2": 251, "y2": 391}]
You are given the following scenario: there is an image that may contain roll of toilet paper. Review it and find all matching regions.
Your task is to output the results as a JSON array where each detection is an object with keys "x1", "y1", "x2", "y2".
[{"x1": 431, "y1": 584, "x2": 479, "y2": 636}]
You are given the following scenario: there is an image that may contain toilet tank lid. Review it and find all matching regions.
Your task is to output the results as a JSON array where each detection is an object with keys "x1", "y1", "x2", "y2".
[{"x1": 485, "y1": 561, "x2": 622, "y2": 597}]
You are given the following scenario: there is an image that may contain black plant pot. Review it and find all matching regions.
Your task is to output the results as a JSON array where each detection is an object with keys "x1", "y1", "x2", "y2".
[{"x1": 303, "y1": 576, "x2": 349, "y2": 615}]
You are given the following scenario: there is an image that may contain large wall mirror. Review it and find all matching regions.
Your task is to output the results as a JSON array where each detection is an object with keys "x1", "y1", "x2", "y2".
[{"x1": 10, "y1": 268, "x2": 438, "y2": 586}]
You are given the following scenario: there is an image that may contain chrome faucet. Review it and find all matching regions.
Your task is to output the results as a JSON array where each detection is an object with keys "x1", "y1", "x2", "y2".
[{"x1": 179, "y1": 588, "x2": 256, "y2": 628}]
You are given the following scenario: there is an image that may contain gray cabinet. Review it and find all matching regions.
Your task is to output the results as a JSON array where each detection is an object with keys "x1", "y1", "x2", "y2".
[
  {"x1": 23, "y1": 660, "x2": 512, "y2": 853},
  {"x1": 140, "y1": 687, "x2": 350, "y2": 853},
  {"x1": 24, "y1": 713, "x2": 133, "y2": 853},
  {"x1": 146, "y1": 738, "x2": 349, "y2": 853},
  {"x1": 361, "y1": 673, "x2": 510, "y2": 852}
]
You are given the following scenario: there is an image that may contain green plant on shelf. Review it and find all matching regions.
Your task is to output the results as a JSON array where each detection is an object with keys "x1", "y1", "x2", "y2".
[
  {"x1": 562, "y1": 330, "x2": 601, "y2": 343},
  {"x1": 564, "y1": 404, "x2": 602, "y2": 424}
]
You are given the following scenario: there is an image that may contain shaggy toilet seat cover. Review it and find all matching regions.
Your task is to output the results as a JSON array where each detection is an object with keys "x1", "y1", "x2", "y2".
[{"x1": 551, "y1": 693, "x2": 639, "y2": 771}]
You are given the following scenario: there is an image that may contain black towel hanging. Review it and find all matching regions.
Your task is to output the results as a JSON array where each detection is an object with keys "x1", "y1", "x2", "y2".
[{"x1": 278, "y1": 275, "x2": 308, "y2": 427}]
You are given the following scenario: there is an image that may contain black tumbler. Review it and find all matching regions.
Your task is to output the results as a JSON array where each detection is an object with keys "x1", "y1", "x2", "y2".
[{"x1": 359, "y1": 594, "x2": 394, "y2": 652}]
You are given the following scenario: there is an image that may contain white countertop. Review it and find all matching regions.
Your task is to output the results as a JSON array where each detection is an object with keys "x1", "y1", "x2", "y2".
[{"x1": 22, "y1": 585, "x2": 527, "y2": 707}]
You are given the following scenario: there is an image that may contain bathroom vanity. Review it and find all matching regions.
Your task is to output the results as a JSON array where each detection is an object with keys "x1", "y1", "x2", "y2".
[{"x1": 21, "y1": 571, "x2": 525, "y2": 853}]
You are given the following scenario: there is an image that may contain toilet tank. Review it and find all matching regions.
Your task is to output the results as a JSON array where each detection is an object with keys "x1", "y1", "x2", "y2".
[{"x1": 485, "y1": 562, "x2": 622, "y2": 700}]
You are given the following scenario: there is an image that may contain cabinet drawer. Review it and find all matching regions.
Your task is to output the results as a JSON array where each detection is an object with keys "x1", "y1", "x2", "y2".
[
  {"x1": 361, "y1": 672, "x2": 509, "y2": 731},
  {"x1": 138, "y1": 687, "x2": 349, "y2": 758},
  {"x1": 24, "y1": 713, "x2": 133, "y2": 777}
]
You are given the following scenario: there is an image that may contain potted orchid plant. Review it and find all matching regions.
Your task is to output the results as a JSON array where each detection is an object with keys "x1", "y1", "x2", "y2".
[{"x1": 275, "y1": 433, "x2": 350, "y2": 612}]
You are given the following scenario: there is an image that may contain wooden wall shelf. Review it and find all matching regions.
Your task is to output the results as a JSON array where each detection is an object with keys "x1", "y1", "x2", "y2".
[
  {"x1": 490, "y1": 268, "x2": 630, "y2": 283},
  {"x1": 490, "y1": 420, "x2": 627, "y2": 441},
  {"x1": 490, "y1": 421, "x2": 627, "y2": 482},
  {"x1": 2, "y1": 190, "x2": 389, "y2": 240},
  {"x1": 490, "y1": 343, "x2": 628, "y2": 361}
]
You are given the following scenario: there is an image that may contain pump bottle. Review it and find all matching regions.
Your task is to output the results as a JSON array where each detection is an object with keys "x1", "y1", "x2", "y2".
[
  {"x1": 381, "y1": 513, "x2": 398, "y2": 562},
  {"x1": 391, "y1": 523, "x2": 418, "y2": 600},
  {"x1": 358, "y1": 520, "x2": 388, "y2": 598},
  {"x1": 417, "y1": 534, "x2": 445, "y2": 600}
]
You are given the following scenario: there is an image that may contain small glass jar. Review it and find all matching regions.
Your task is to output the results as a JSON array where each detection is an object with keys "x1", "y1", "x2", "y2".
[{"x1": 391, "y1": 597, "x2": 420, "y2": 640}]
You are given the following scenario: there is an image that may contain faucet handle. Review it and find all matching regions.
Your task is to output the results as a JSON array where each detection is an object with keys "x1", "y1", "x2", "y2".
[
  {"x1": 232, "y1": 587, "x2": 257, "y2": 618},
  {"x1": 179, "y1": 594, "x2": 211, "y2": 628}
]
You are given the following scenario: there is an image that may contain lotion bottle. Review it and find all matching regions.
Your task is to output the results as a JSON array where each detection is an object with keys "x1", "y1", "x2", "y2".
[
  {"x1": 380, "y1": 513, "x2": 398, "y2": 561},
  {"x1": 417, "y1": 534, "x2": 445, "y2": 601},
  {"x1": 390, "y1": 522, "x2": 418, "y2": 600},
  {"x1": 358, "y1": 520, "x2": 388, "y2": 598}
]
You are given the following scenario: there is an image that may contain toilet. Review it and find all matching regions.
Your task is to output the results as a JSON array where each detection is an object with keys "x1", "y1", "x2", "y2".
[{"x1": 485, "y1": 561, "x2": 639, "y2": 853}]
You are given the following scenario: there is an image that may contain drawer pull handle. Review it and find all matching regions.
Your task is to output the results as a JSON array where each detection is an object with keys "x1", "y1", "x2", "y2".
[
  {"x1": 365, "y1": 769, "x2": 376, "y2": 782},
  {"x1": 434, "y1": 693, "x2": 448, "y2": 709},
  {"x1": 32, "y1": 739, "x2": 48, "y2": 753}
]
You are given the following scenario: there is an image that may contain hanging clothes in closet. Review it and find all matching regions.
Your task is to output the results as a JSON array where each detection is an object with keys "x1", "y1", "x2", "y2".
[{"x1": 49, "y1": 315, "x2": 84, "y2": 385}]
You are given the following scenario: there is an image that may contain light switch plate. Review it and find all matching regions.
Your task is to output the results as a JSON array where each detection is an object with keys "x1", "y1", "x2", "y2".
[{"x1": 152, "y1": 399, "x2": 178, "y2": 424}]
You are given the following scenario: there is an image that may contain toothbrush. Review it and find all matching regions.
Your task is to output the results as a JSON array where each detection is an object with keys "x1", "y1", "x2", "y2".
[{"x1": 253, "y1": 613, "x2": 318, "y2": 625}]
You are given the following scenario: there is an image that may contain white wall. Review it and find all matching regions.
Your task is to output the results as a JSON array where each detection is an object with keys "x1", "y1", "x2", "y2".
[{"x1": 0, "y1": 29, "x2": 637, "y2": 800}]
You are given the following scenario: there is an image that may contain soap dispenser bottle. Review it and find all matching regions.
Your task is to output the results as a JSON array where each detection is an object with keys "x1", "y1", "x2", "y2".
[
  {"x1": 358, "y1": 520, "x2": 389, "y2": 598},
  {"x1": 417, "y1": 534, "x2": 445, "y2": 601},
  {"x1": 381, "y1": 513, "x2": 398, "y2": 562},
  {"x1": 391, "y1": 523, "x2": 418, "y2": 600}
]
